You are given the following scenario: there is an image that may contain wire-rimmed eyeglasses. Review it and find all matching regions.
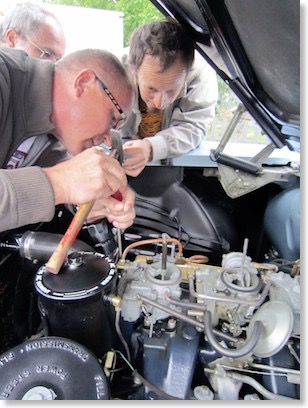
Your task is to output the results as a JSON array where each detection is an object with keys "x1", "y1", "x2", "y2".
[
  {"x1": 25, "y1": 35, "x2": 55, "y2": 61},
  {"x1": 95, "y1": 75, "x2": 126, "y2": 129}
]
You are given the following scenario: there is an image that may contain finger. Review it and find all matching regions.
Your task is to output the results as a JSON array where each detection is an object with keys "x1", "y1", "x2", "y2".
[
  {"x1": 107, "y1": 213, "x2": 135, "y2": 229},
  {"x1": 120, "y1": 188, "x2": 135, "y2": 211},
  {"x1": 104, "y1": 165, "x2": 128, "y2": 197},
  {"x1": 124, "y1": 165, "x2": 144, "y2": 177}
]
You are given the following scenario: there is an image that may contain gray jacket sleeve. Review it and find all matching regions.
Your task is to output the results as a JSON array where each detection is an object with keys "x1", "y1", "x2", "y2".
[
  {"x1": 0, "y1": 166, "x2": 55, "y2": 232},
  {"x1": 148, "y1": 55, "x2": 218, "y2": 161}
]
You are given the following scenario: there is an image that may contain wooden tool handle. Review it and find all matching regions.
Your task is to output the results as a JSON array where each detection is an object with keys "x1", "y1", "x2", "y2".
[{"x1": 45, "y1": 201, "x2": 94, "y2": 274}]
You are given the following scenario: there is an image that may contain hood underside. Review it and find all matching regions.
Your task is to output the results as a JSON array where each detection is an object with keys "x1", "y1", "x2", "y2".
[{"x1": 151, "y1": 0, "x2": 300, "y2": 149}]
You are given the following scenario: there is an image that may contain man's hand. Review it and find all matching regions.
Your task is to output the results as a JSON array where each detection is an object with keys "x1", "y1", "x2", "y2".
[
  {"x1": 123, "y1": 139, "x2": 153, "y2": 177},
  {"x1": 43, "y1": 146, "x2": 128, "y2": 205},
  {"x1": 86, "y1": 187, "x2": 136, "y2": 229}
]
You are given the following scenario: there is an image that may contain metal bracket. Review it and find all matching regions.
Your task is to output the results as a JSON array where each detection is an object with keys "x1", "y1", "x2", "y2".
[{"x1": 217, "y1": 163, "x2": 300, "y2": 198}]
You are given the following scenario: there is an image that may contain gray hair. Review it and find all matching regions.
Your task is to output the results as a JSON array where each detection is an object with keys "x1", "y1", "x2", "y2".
[{"x1": 0, "y1": 2, "x2": 62, "y2": 42}]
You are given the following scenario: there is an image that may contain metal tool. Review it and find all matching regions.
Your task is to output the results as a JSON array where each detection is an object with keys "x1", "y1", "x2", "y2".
[
  {"x1": 110, "y1": 131, "x2": 124, "y2": 258},
  {"x1": 110, "y1": 130, "x2": 124, "y2": 164}
]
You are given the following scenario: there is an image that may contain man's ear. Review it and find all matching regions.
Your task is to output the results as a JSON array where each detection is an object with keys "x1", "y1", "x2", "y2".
[
  {"x1": 5, "y1": 29, "x2": 19, "y2": 47},
  {"x1": 74, "y1": 70, "x2": 96, "y2": 97}
]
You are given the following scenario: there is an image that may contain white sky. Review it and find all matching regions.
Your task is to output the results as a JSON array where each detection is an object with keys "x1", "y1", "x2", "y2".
[{"x1": 0, "y1": 0, "x2": 124, "y2": 56}]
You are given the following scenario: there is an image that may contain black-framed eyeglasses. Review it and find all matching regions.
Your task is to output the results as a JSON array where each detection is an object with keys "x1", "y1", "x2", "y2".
[
  {"x1": 25, "y1": 35, "x2": 56, "y2": 61},
  {"x1": 95, "y1": 75, "x2": 126, "y2": 129}
]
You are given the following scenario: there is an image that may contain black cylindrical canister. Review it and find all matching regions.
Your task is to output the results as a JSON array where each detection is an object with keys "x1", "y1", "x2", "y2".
[{"x1": 34, "y1": 251, "x2": 117, "y2": 358}]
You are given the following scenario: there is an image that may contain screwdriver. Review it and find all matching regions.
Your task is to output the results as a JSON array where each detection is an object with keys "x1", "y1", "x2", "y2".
[{"x1": 111, "y1": 191, "x2": 123, "y2": 258}]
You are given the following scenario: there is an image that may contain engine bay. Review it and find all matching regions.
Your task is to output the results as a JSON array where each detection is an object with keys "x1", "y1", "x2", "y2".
[
  {"x1": 0, "y1": 212, "x2": 300, "y2": 400},
  {"x1": 0, "y1": 0, "x2": 300, "y2": 400}
]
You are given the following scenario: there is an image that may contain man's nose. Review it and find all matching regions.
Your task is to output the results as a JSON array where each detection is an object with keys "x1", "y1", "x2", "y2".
[{"x1": 153, "y1": 92, "x2": 168, "y2": 109}]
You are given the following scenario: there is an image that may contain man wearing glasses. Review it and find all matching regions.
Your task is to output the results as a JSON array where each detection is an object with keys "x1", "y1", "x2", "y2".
[
  {"x1": 0, "y1": 47, "x2": 136, "y2": 232},
  {"x1": 0, "y1": 1, "x2": 65, "y2": 62},
  {"x1": 0, "y1": 2, "x2": 67, "y2": 182}
]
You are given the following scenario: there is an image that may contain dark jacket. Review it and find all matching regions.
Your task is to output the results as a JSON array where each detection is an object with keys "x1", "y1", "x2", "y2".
[{"x1": 0, "y1": 48, "x2": 66, "y2": 231}]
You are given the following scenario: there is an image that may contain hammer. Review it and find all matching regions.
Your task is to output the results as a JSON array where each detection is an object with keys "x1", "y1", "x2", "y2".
[
  {"x1": 45, "y1": 200, "x2": 95, "y2": 274},
  {"x1": 45, "y1": 134, "x2": 124, "y2": 274}
]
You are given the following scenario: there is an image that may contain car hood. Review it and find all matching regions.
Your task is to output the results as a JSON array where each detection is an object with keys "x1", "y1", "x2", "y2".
[{"x1": 150, "y1": 0, "x2": 300, "y2": 151}]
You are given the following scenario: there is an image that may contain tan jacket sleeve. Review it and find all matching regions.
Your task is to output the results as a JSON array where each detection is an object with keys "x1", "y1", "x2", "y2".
[{"x1": 0, "y1": 166, "x2": 55, "y2": 232}]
